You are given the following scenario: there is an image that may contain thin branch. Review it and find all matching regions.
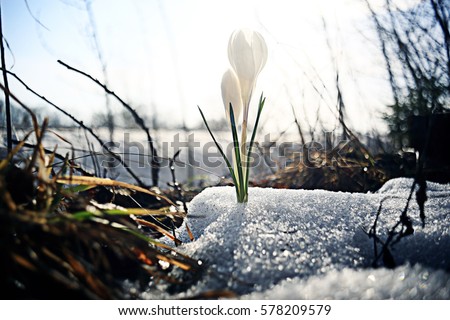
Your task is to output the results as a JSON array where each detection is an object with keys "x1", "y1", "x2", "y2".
[
  {"x1": 57, "y1": 59, "x2": 160, "y2": 187},
  {"x1": 290, "y1": 103, "x2": 305, "y2": 145},
  {"x1": 0, "y1": 4, "x2": 12, "y2": 152},
  {"x1": 430, "y1": 0, "x2": 450, "y2": 82},
  {"x1": 83, "y1": 0, "x2": 114, "y2": 141},
  {"x1": 365, "y1": 0, "x2": 400, "y2": 105},
  {"x1": 24, "y1": 0, "x2": 50, "y2": 31},
  {"x1": 168, "y1": 150, "x2": 188, "y2": 214},
  {"x1": 1, "y1": 68, "x2": 146, "y2": 187}
]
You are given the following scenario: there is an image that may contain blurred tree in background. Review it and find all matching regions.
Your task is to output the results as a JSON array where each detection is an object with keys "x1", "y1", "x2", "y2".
[{"x1": 367, "y1": 0, "x2": 450, "y2": 149}]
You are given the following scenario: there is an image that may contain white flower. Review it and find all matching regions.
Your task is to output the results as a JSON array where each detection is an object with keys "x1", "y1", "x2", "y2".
[
  {"x1": 221, "y1": 68, "x2": 243, "y2": 123},
  {"x1": 227, "y1": 28, "x2": 268, "y2": 116},
  {"x1": 199, "y1": 28, "x2": 267, "y2": 203}
]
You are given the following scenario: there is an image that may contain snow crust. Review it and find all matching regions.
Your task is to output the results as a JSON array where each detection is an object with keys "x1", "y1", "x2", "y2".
[{"x1": 150, "y1": 178, "x2": 450, "y2": 299}]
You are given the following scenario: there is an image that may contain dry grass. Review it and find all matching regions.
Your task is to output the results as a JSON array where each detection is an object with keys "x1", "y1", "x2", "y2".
[
  {"x1": 255, "y1": 139, "x2": 394, "y2": 193},
  {"x1": 0, "y1": 122, "x2": 202, "y2": 299}
]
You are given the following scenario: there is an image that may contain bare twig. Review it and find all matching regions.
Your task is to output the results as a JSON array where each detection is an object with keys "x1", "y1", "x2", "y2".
[
  {"x1": 430, "y1": 0, "x2": 450, "y2": 81},
  {"x1": 1, "y1": 68, "x2": 146, "y2": 187},
  {"x1": 57, "y1": 59, "x2": 160, "y2": 187},
  {"x1": 335, "y1": 73, "x2": 349, "y2": 140},
  {"x1": 13, "y1": 139, "x2": 93, "y2": 176},
  {"x1": 0, "y1": 4, "x2": 12, "y2": 152},
  {"x1": 83, "y1": 129, "x2": 99, "y2": 177},
  {"x1": 24, "y1": 0, "x2": 50, "y2": 31},
  {"x1": 168, "y1": 149, "x2": 188, "y2": 214},
  {"x1": 370, "y1": 114, "x2": 433, "y2": 267},
  {"x1": 366, "y1": 0, "x2": 449, "y2": 150},
  {"x1": 83, "y1": 0, "x2": 115, "y2": 141},
  {"x1": 290, "y1": 103, "x2": 305, "y2": 146}
]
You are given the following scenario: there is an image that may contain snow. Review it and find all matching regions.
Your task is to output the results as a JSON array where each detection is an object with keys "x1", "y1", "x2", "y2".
[
  {"x1": 146, "y1": 178, "x2": 450, "y2": 299},
  {"x1": 244, "y1": 264, "x2": 450, "y2": 299}
]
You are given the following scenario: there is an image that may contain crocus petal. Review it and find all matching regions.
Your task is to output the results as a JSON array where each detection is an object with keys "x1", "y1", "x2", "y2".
[
  {"x1": 250, "y1": 31, "x2": 268, "y2": 75},
  {"x1": 227, "y1": 29, "x2": 267, "y2": 112},
  {"x1": 221, "y1": 69, "x2": 243, "y2": 123}
]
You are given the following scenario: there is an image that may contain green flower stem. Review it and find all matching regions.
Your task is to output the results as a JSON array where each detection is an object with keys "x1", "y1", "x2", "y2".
[
  {"x1": 229, "y1": 103, "x2": 246, "y2": 202},
  {"x1": 244, "y1": 94, "x2": 266, "y2": 193},
  {"x1": 198, "y1": 95, "x2": 265, "y2": 203},
  {"x1": 240, "y1": 117, "x2": 248, "y2": 188},
  {"x1": 198, "y1": 106, "x2": 239, "y2": 197}
]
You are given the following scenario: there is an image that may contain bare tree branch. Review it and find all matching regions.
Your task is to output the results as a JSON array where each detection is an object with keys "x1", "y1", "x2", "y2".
[
  {"x1": 1, "y1": 68, "x2": 146, "y2": 187},
  {"x1": 0, "y1": 3, "x2": 12, "y2": 152},
  {"x1": 57, "y1": 59, "x2": 160, "y2": 186}
]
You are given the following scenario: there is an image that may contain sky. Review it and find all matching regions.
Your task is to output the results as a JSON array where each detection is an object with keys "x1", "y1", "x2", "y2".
[{"x1": 1, "y1": 0, "x2": 410, "y2": 135}]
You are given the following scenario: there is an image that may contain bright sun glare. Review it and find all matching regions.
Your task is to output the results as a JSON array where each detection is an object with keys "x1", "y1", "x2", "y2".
[{"x1": 3, "y1": 0, "x2": 403, "y2": 134}]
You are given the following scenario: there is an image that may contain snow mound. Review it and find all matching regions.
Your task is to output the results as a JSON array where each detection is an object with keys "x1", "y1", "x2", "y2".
[
  {"x1": 377, "y1": 177, "x2": 450, "y2": 195},
  {"x1": 151, "y1": 178, "x2": 450, "y2": 299},
  {"x1": 244, "y1": 264, "x2": 450, "y2": 299}
]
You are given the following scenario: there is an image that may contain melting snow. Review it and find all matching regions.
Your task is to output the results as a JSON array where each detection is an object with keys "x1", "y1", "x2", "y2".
[{"x1": 145, "y1": 178, "x2": 450, "y2": 299}]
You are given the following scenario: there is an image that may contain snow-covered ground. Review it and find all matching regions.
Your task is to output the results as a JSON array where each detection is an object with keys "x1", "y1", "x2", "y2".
[{"x1": 145, "y1": 178, "x2": 450, "y2": 299}]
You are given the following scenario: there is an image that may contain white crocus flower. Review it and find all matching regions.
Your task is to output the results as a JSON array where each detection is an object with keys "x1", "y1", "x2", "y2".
[
  {"x1": 221, "y1": 68, "x2": 243, "y2": 124},
  {"x1": 227, "y1": 28, "x2": 267, "y2": 120},
  {"x1": 227, "y1": 28, "x2": 267, "y2": 179},
  {"x1": 199, "y1": 28, "x2": 267, "y2": 203},
  {"x1": 221, "y1": 68, "x2": 243, "y2": 181}
]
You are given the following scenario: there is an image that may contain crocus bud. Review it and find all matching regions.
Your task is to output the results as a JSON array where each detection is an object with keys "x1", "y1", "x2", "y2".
[
  {"x1": 227, "y1": 28, "x2": 267, "y2": 115},
  {"x1": 221, "y1": 68, "x2": 243, "y2": 123}
]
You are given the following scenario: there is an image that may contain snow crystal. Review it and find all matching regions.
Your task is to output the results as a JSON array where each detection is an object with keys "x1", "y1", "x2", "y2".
[{"x1": 149, "y1": 178, "x2": 450, "y2": 299}]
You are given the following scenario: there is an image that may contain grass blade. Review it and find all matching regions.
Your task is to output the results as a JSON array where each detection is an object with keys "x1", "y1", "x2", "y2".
[
  {"x1": 245, "y1": 94, "x2": 266, "y2": 191},
  {"x1": 57, "y1": 175, "x2": 176, "y2": 206},
  {"x1": 0, "y1": 130, "x2": 34, "y2": 171},
  {"x1": 197, "y1": 106, "x2": 238, "y2": 188},
  {"x1": 229, "y1": 103, "x2": 244, "y2": 201}
]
